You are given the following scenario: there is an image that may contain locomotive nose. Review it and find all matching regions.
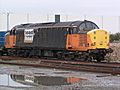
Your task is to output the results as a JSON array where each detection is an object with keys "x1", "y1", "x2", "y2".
[
  {"x1": 87, "y1": 29, "x2": 110, "y2": 49},
  {"x1": 95, "y1": 29, "x2": 109, "y2": 49}
]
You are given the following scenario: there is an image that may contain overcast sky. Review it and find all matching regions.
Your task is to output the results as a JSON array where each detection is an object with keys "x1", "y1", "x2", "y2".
[
  {"x1": 1, "y1": 0, "x2": 120, "y2": 15},
  {"x1": 1, "y1": 0, "x2": 120, "y2": 33}
]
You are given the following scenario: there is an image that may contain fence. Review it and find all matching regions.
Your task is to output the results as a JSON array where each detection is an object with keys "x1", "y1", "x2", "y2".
[{"x1": 0, "y1": 13, "x2": 120, "y2": 33}]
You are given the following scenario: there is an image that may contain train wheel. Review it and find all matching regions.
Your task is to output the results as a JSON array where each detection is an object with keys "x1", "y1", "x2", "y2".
[
  {"x1": 86, "y1": 56, "x2": 93, "y2": 62},
  {"x1": 0, "y1": 52, "x2": 2, "y2": 56},
  {"x1": 63, "y1": 54, "x2": 71, "y2": 61},
  {"x1": 56, "y1": 52, "x2": 63, "y2": 59},
  {"x1": 62, "y1": 53, "x2": 74, "y2": 61},
  {"x1": 96, "y1": 55, "x2": 104, "y2": 62}
]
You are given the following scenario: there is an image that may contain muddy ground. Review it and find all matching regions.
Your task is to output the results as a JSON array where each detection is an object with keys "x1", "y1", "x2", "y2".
[{"x1": 0, "y1": 64, "x2": 119, "y2": 90}]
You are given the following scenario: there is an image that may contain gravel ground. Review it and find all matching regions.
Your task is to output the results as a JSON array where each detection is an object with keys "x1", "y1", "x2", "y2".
[
  {"x1": 106, "y1": 43, "x2": 120, "y2": 62},
  {"x1": 0, "y1": 64, "x2": 119, "y2": 90}
]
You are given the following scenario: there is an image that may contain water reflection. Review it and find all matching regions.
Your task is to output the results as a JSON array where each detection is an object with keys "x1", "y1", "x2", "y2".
[
  {"x1": 0, "y1": 74, "x2": 31, "y2": 87},
  {"x1": 11, "y1": 75, "x2": 81, "y2": 86},
  {"x1": 0, "y1": 74, "x2": 81, "y2": 87}
]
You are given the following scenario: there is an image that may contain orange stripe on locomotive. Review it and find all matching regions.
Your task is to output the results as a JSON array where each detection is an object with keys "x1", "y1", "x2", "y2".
[
  {"x1": 5, "y1": 33, "x2": 16, "y2": 48},
  {"x1": 66, "y1": 34, "x2": 88, "y2": 51},
  {"x1": 66, "y1": 29, "x2": 110, "y2": 51}
]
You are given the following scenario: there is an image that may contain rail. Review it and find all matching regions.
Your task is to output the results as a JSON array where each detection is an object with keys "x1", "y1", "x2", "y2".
[{"x1": 0, "y1": 56, "x2": 120, "y2": 75}]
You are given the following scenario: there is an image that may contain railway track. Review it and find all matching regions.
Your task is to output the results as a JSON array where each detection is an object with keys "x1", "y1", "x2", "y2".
[{"x1": 0, "y1": 56, "x2": 120, "y2": 75}]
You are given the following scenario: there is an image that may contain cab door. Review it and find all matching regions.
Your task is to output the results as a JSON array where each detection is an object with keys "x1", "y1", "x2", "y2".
[
  {"x1": 5, "y1": 30, "x2": 16, "y2": 48},
  {"x1": 66, "y1": 28, "x2": 79, "y2": 50},
  {"x1": 66, "y1": 34, "x2": 79, "y2": 50}
]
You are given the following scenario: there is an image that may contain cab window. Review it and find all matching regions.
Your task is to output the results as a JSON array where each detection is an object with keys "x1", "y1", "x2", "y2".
[
  {"x1": 79, "y1": 23, "x2": 85, "y2": 31},
  {"x1": 10, "y1": 30, "x2": 16, "y2": 35},
  {"x1": 68, "y1": 28, "x2": 78, "y2": 34},
  {"x1": 72, "y1": 28, "x2": 78, "y2": 34},
  {"x1": 86, "y1": 22, "x2": 93, "y2": 30},
  {"x1": 79, "y1": 21, "x2": 99, "y2": 31}
]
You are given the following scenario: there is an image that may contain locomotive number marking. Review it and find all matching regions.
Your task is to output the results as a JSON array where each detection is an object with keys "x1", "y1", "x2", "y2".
[{"x1": 24, "y1": 29, "x2": 34, "y2": 43}]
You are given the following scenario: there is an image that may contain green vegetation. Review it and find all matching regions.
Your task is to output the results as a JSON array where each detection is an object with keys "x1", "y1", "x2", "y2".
[{"x1": 110, "y1": 33, "x2": 120, "y2": 42}]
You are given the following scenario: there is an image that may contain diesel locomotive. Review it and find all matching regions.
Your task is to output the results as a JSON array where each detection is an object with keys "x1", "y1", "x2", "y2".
[{"x1": 4, "y1": 20, "x2": 112, "y2": 62}]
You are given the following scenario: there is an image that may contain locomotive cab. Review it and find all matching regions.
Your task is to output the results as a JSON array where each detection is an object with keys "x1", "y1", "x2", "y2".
[
  {"x1": 66, "y1": 20, "x2": 111, "y2": 61},
  {"x1": 5, "y1": 30, "x2": 16, "y2": 48},
  {"x1": 66, "y1": 20, "x2": 99, "y2": 51}
]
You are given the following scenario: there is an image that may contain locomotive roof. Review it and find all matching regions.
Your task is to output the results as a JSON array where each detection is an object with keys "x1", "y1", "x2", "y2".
[{"x1": 12, "y1": 20, "x2": 99, "y2": 30}]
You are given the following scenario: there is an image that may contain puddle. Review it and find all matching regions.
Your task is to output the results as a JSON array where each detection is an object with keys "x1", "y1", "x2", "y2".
[
  {"x1": 0, "y1": 74, "x2": 32, "y2": 87},
  {"x1": 0, "y1": 74, "x2": 82, "y2": 86}
]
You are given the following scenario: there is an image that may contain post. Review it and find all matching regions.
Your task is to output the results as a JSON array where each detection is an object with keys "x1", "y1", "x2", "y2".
[
  {"x1": 102, "y1": 16, "x2": 103, "y2": 29},
  {"x1": 27, "y1": 13, "x2": 29, "y2": 23},
  {"x1": 118, "y1": 16, "x2": 120, "y2": 32},
  {"x1": 47, "y1": 14, "x2": 49, "y2": 21},
  {"x1": 7, "y1": 12, "x2": 10, "y2": 31},
  {"x1": 84, "y1": 14, "x2": 86, "y2": 20},
  {"x1": 66, "y1": 15, "x2": 68, "y2": 21}
]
